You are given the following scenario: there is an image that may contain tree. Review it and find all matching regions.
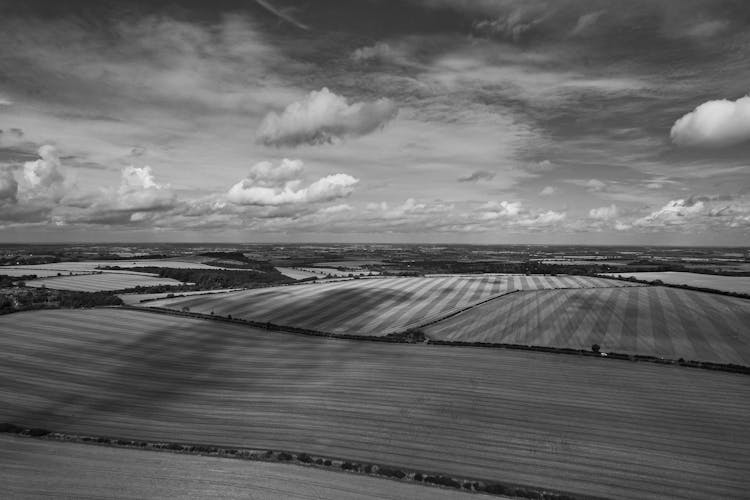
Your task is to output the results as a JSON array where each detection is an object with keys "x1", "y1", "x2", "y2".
[{"x1": 591, "y1": 343, "x2": 600, "y2": 353}]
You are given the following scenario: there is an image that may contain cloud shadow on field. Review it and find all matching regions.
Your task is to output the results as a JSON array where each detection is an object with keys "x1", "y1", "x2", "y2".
[{"x1": 17, "y1": 320, "x2": 241, "y2": 427}]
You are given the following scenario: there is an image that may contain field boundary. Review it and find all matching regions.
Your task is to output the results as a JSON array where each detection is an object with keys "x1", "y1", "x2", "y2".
[
  {"x1": 111, "y1": 305, "x2": 750, "y2": 375},
  {"x1": 599, "y1": 274, "x2": 750, "y2": 300},
  {"x1": 0, "y1": 423, "x2": 594, "y2": 500}
]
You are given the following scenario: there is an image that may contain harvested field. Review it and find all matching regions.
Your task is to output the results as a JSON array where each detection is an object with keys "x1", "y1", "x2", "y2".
[
  {"x1": 275, "y1": 267, "x2": 324, "y2": 280},
  {"x1": 0, "y1": 435, "x2": 487, "y2": 500},
  {"x1": 146, "y1": 275, "x2": 639, "y2": 335},
  {"x1": 25, "y1": 273, "x2": 185, "y2": 292},
  {"x1": 1, "y1": 308, "x2": 748, "y2": 499},
  {"x1": 424, "y1": 286, "x2": 750, "y2": 365},
  {"x1": 601, "y1": 271, "x2": 750, "y2": 295}
]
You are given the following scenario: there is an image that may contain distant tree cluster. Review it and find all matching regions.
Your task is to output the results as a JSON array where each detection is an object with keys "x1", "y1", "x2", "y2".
[{"x1": 104, "y1": 266, "x2": 293, "y2": 290}]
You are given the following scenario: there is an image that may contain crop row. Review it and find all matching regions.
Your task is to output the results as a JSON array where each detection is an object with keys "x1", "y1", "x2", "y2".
[
  {"x1": 146, "y1": 275, "x2": 640, "y2": 336},
  {"x1": 24, "y1": 273, "x2": 185, "y2": 292},
  {"x1": 425, "y1": 286, "x2": 750, "y2": 365},
  {"x1": 1, "y1": 308, "x2": 748, "y2": 499}
]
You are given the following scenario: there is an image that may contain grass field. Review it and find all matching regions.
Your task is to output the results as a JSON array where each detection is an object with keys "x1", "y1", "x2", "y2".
[
  {"x1": 118, "y1": 288, "x2": 244, "y2": 305},
  {"x1": 24, "y1": 273, "x2": 185, "y2": 292},
  {"x1": 424, "y1": 286, "x2": 750, "y2": 365},
  {"x1": 146, "y1": 275, "x2": 640, "y2": 335},
  {"x1": 601, "y1": 271, "x2": 750, "y2": 295},
  {"x1": 1, "y1": 308, "x2": 748, "y2": 499},
  {"x1": 0, "y1": 435, "x2": 488, "y2": 500}
]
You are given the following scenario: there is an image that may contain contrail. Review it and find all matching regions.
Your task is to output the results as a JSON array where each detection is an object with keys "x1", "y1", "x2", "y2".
[{"x1": 255, "y1": 0, "x2": 310, "y2": 31}]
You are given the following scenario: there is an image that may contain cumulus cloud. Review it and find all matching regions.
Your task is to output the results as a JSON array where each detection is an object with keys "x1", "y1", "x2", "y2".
[
  {"x1": 19, "y1": 145, "x2": 67, "y2": 201},
  {"x1": 539, "y1": 185, "x2": 556, "y2": 196},
  {"x1": 671, "y1": 95, "x2": 750, "y2": 147},
  {"x1": 478, "y1": 200, "x2": 522, "y2": 220},
  {"x1": 256, "y1": 87, "x2": 398, "y2": 147},
  {"x1": 458, "y1": 170, "x2": 495, "y2": 182},
  {"x1": 518, "y1": 210, "x2": 566, "y2": 226},
  {"x1": 227, "y1": 158, "x2": 359, "y2": 206},
  {"x1": 0, "y1": 168, "x2": 18, "y2": 203},
  {"x1": 589, "y1": 204, "x2": 618, "y2": 220},
  {"x1": 115, "y1": 165, "x2": 176, "y2": 212},
  {"x1": 570, "y1": 10, "x2": 606, "y2": 36}
]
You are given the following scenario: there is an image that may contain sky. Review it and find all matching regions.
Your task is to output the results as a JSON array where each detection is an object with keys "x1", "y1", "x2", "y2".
[{"x1": 0, "y1": 0, "x2": 749, "y2": 245}]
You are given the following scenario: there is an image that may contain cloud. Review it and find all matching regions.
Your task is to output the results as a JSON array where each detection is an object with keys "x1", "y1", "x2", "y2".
[
  {"x1": 254, "y1": 0, "x2": 310, "y2": 31},
  {"x1": 458, "y1": 170, "x2": 495, "y2": 182},
  {"x1": 19, "y1": 145, "x2": 67, "y2": 201},
  {"x1": 589, "y1": 204, "x2": 618, "y2": 220},
  {"x1": 351, "y1": 43, "x2": 395, "y2": 63},
  {"x1": 0, "y1": 97, "x2": 12, "y2": 106},
  {"x1": 0, "y1": 168, "x2": 18, "y2": 203},
  {"x1": 227, "y1": 158, "x2": 359, "y2": 206},
  {"x1": 671, "y1": 95, "x2": 750, "y2": 147},
  {"x1": 256, "y1": 88, "x2": 398, "y2": 147},
  {"x1": 634, "y1": 198, "x2": 705, "y2": 227},
  {"x1": 478, "y1": 200, "x2": 522, "y2": 220},
  {"x1": 518, "y1": 210, "x2": 566, "y2": 226},
  {"x1": 116, "y1": 166, "x2": 176, "y2": 212},
  {"x1": 539, "y1": 185, "x2": 556, "y2": 196},
  {"x1": 570, "y1": 10, "x2": 606, "y2": 36},
  {"x1": 585, "y1": 178, "x2": 607, "y2": 192}
]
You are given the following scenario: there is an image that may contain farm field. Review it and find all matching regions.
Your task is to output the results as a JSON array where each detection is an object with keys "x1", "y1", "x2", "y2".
[
  {"x1": 146, "y1": 275, "x2": 640, "y2": 335},
  {"x1": 1, "y1": 309, "x2": 748, "y2": 500},
  {"x1": 0, "y1": 259, "x2": 242, "y2": 274},
  {"x1": 24, "y1": 273, "x2": 186, "y2": 292},
  {"x1": 424, "y1": 286, "x2": 750, "y2": 365},
  {"x1": 601, "y1": 271, "x2": 750, "y2": 295},
  {"x1": 118, "y1": 288, "x2": 245, "y2": 305},
  {"x1": 275, "y1": 267, "x2": 325, "y2": 280},
  {"x1": 0, "y1": 436, "x2": 489, "y2": 500}
]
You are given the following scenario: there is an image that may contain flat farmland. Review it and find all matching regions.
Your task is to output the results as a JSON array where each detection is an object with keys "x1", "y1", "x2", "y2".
[
  {"x1": 601, "y1": 271, "x2": 750, "y2": 295},
  {"x1": 425, "y1": 286, "x2": 750, "y2": 365},
  {"x1": 1, "y1": 309, "x2": 748, "y2": 500},
  {"x1": 25, "y1": 273, "x2": 185, "y2": 292},
  {"x1": 1, "y1": 259, "x2": 242, "y2": 274},
  {"x1": 0, "y1": 435, "x2": 488, "y2": 500},
  {"x1": 146, "y1": 275, "x2": 639, "y2": 335}
]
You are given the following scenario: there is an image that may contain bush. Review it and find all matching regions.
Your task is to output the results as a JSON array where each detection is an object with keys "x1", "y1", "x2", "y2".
[{"x1": 591, "y1": 343, "x2": 600, "y2": 353}]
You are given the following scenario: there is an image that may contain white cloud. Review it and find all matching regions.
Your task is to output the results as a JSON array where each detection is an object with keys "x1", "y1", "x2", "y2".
[
  {"x1": 634, "y1": 199, "x2": 705, "y2": 227},
  {"x1": 478, "y1": 200, "x2": 522, "y2": 220},
  {"x1": 518, "y1": 210, "x2": 566, "y2": 226},
  {"x1": 539, "y1": 185, "x2": 556, "y2": 196},
  {"x1": 589, "y1": 204, "x2": 618, "y2": 220},
  {"x1": 19, "y1": 145, "x2": 67, "y2": 202},
  {"x1": 256, "y1": 87, "x2": 398, "y2": 147},
  {"x1": 671, "y1": 95, "x2": 750, "y2": 147},
  {"x1": 585, "y1": 178, "x2": 607, "y2": 192},
  {"x1": 458, "y1": 170, "x2": 495, "y2": 182},
  {"x1": 227, "y1": 158, "x2": 359, "y2": 206},
  {"x1": 115, "y1": 166, "x2": 176, "y2": 212},
  {"x1": 0, "y1": 97, "x2": 12, "y2": 106}
]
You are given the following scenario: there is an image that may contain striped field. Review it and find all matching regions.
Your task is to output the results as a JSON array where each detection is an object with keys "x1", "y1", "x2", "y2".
[
  {"x1": 424, "y1": 286, "x2": 750, "y2": 365},
  {"x1": 0, "y1": 435, "x2": 488, "y2": 500},
  {"x1": 1, "y1": 309, "x2": 748, "y2": 499},
  {"x1": 146, "y1": 275, "x2": 640, "y2": 335},
  {"x1": 24, "y1": 273, "x2": 185, "y2": 292}
]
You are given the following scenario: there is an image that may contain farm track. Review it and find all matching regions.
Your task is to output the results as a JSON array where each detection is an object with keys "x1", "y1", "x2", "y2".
[
  {"x1": 425, "y1": 286, "x2": 750, "y2": 365},
  {"x1": 145, "y1": 275, "x2": 640, "y2": 336},
  {"x1": 1, "y1": 309, "x2": 749, "y2": 499}
]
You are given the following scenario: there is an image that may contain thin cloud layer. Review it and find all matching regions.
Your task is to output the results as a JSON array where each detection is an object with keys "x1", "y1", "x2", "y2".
[
  {"x1": 671, "y1": 95, "x2": 750, "y2": 147},
  {"x1": 227, "y1": 158, "x2": 359, "y2": 206},
  {"x1": 256, "y1": 88, "x2": 398, "y2": 147}
]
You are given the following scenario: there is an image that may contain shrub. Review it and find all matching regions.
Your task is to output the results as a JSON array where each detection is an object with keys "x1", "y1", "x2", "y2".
[
  {"x1": 277, "y1": 452, "x2": 292, "y2": 461},
  {"x1": 591, "y1": 343, "x2": 600, "y2": 353}
]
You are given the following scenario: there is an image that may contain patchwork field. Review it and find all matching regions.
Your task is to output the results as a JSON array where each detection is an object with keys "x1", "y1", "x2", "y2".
[
  {"x1": 0, "y1": 259, "x2": 241, "y2": 274},
  {"x1": 1, "y1": 309, "x2": 748, "y2": 500},
  {"x1": 118, "y1": 288, "x2": 244, "y2": 305},
  {"x1": 424, "y1": 286, "x2": 750, "y2": 365},
  {"x1": 24, "y1": 273, "x2": 185, "y2": 292},
  {"x1": 601, "y1": 271, "x2": 750, "y2": 295},
  {"x1": 145, "y1": 275, "x2": 640, "y2": 335},
  {"x1": 0, "y1": 435, "x2": 485, "y2": 500}
]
